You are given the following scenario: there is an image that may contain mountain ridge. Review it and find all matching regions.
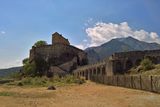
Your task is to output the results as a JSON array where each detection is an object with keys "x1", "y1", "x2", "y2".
[
  {"x1": 0, "y1": 66, "x2": 22, "y2": 77},
  {"x1": 85, "y1": 36, "x2": 160, "y2": 64}
]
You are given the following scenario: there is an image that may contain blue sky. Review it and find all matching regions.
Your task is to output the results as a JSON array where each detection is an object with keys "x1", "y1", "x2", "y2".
[{"x1": 0, "y1": 0, "x2": 160, "y2": 68}]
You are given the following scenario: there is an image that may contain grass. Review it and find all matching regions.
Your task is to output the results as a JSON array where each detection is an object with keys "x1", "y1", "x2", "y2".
[
  {"x1": 128, "y1": 64, "x2": 160, "y2": 75},
  {"x1": 0, "y1": 91, "x2": 16, "y2": 96},
  {"x1": 4, "y1": 75, "x2": 85, "y2": 87}
]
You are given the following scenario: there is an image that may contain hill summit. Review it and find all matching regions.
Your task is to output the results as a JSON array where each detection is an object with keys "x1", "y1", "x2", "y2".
[{"x1": 85, "y1": 36, "x2": 160, "y2": 64}]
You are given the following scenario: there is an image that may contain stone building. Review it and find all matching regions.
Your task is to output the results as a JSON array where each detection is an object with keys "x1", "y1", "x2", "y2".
[
  {"x1": 29, "y1": 32, "x2": 88, "y2": 77},
  {"x1": 52, "y1": 32, "x2": 70, "y2": 45}
]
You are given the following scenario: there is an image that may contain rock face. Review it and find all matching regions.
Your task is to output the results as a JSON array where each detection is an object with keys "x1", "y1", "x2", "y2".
[{"x1": 29, "y1": 32, "x2": 88, "y2": 77}]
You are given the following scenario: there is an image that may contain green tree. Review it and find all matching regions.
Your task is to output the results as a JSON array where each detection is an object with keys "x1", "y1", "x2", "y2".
[
  {"x1": 34, "y1": 40, "x2": 47, "y2": 47},
  {"x1": 23, "y1": 58, "x2": 29, "y2": 65},
  {"x1": 22, "y1": 58, "x2": 37, "y2": 77},
  {"x1": 23, "y1": 61, "x2": 37, "y2": 77},
  {"x1": 140, "y1": 58, "x2": 154, "y2": 71}
]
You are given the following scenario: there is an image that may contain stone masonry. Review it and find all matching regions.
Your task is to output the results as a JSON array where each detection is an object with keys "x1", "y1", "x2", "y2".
[
  {"x1": 74, "y1": 50, "x2": 160, "y2": 79},
  {"x1": 29, "y1": 32, "x2": 88, "y2": 77}
]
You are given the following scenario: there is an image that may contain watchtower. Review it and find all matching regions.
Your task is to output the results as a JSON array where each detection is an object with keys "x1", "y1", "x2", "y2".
[{"x1": 52, "y1": 32, "x2": 70, "y2": 45}]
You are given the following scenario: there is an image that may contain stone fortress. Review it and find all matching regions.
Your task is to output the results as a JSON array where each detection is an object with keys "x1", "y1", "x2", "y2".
[
  {"x1": 74, "y1": 50, "x2": 160, "y2": 79},
  {"x1": 29, "y1": 32, "x2": 160, "y2": 78},
  {"x1": 29, "y1": 32, "x2": 88, "y2": 77}
]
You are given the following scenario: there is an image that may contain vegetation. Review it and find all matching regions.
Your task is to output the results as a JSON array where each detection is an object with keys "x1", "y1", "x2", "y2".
[
  {"x1": 0, "y1": 92, "x2": 16, "y2": 96},
  {"x1": 22, "y1": 58, "x2": 37, "y2": 77},
  {"x1": 0, "y1": 39, "x2": 86, "y2": 87},
  {"x1": 141, "y1": 64, "x2": 160, "y2": 75},
  {"x1": 128, "y1": 58, "x2": 156, "y2": 75},
  {"x1": 23, "y1": 58, "x2": 29, "y2": 65},
  {"x1": 140, "y1": 58, "x2": 155, "y2": 71},
  {"x1": 34, "y1": 40, "x2": 47, "y2": 47},
  {"x1": 5, "y1": 75, "x2": 85, "y2": 87}
]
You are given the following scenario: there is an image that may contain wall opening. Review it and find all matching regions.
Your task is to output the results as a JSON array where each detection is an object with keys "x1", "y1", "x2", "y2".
[
  {"x1": 86, "y1": 70, "x2": 88, "y2": 80},
  {"x1": 97, "y1": 67, "x2": 100, "y2": 75},
  {"x1": 135, "y1": 59, "x2": 141, "y2": 66},
  {"x1": 93, "y1": 68, "x2": 96, "y2": 75},
  {"x1": 102, "y1": 66, "x2": 106, "y2": 75},
  {"x1": 126, "y1": 60, "x2": 133, "y2": 71},
  {"x1": 115, "y1": 61, "x2": 123, "y2": 74}
]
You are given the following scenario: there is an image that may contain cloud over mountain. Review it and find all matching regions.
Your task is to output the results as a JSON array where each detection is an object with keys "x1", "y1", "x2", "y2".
[{"x1": 83, "y1": 22, "x2": 160, "y2": 47}]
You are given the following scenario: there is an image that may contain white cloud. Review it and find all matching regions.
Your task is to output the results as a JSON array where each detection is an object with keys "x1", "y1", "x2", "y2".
[
  {"x1": 83, "y1": 39, "x2": 88, "y2": 42},
  {"x1": 0, "y1": 31, "x2": 6, "y2": 35},
  {"x1": 76, "y1": 22, "x2": 160, "y2": 49},
  {"x1": 84, "y1": 18, "x2": 94, "y2": 27},
  {"x1": 75, "y1": 44, "x2": 86, "y2": 50},
  {"x1": 86, "y1": 22, "x2": 160, "y2": 47},
  {"x1": 75, "y1": 39, "x2": 90, "y2": 50}
]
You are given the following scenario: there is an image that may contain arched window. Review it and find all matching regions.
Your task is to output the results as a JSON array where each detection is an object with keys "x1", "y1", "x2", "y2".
[
  {"x1": 97, "y1": 67, "x2": 101, "y2": 75},
  {"x1": 115, "y1": 61, "x2": 123, "y2": 74},
  {"x1": 102, "y1": 66, "x2": 106, "y2": 75},
  {"x1": 126, "y1": 60, "x2": 133, "y2": 71},
  {"x1": 93, "y1": 68, "x2": 96, "y2": 75}
]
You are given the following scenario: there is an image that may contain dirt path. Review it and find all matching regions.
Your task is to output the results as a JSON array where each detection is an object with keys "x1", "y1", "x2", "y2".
[{"x1": 0, "y1": 82, "x2": 160, "y2": 107}]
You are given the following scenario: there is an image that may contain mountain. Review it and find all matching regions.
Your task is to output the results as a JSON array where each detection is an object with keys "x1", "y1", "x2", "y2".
[
  {"x1": 0, "y1": 66, "x2": 22, "y2": 77},
  {"x1": 85, "y1": 36, "x2": 160, "y2": 64}
]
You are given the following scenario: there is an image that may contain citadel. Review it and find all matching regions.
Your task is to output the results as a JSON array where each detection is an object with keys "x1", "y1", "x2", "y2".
[
  {"x1": 29, "y1": 32, "x2": 160, "y2": 77},
  {"x1": 29, "y1": 32, "x2": 88, "y2": 77}
]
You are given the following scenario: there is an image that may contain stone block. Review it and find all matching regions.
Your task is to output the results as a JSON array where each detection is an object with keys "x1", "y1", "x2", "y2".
[
  {"x1": 141, "y1": 76, "x2": 152, "y2": 91},
  {"x1": 152, "y1": 76, "x2": 160, "y2": 93}
]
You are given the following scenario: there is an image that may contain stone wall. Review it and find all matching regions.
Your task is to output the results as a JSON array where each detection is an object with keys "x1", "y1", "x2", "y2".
[
  {"x1": 52, "y1": 32, "x2": 70, "y2": 45},
  {"x1": 89, "y1": 75, "x2": 160, "y2": 93},
  {"x1": 111, "y1": 50, "x2": 160, "y2": 74},
  {"x1": 30, "y1": 43, "x2": 87, "y2": 76}
]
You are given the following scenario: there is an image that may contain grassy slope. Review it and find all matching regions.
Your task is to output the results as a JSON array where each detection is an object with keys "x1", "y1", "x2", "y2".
[{"x1": 129, "y1": 64, "x2": 160, "y2": 75}]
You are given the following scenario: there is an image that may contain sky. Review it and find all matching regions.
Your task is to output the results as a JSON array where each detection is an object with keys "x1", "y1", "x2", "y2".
[{"x1": 0, "y1": 0, "x2": 160, "y2": 69}]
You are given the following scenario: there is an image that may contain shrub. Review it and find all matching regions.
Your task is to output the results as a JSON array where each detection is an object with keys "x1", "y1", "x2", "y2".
[
  {"x1": 34, "y1": 40, "x2": 47, "y2": 47},
  {"x1": 23, "y1": 61, "x2": 37, "y2": 77},
  {"x1": 23, "y1": 58, "x2": 29, "y2": 65},
  {"x1": 20, "y1": 77, "x2": 51, "y2": 87},
  {"x1": 140, "y1": 58, "x2": 154, "y2": 71},
  {"x1": 8, "y1": 75, "x2": 85, "y2": 87},
  {"x1": 9, "y1": 72, "x2": 22, "y2": 80},
  {"x1": 49, "y1": 75, "x2": 85, "y2": 86}
]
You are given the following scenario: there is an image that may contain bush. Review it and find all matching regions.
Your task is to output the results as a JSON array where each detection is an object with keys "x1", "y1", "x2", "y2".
[
  {"x1": 53, "y1": 75, "x2": 85, "y2": 85},
  {"x1": 20, "y1": 77, "x2": 51, "y2": 87},
  {"x1": 34, "y1": 40, "x2": 47, "y2": 47},
  {"x1": 23, "y1": 61, "x2": 37, "y2": 77},
  {"x1": 9, "y1": 72, "x2": 22, "y2": 80},
  {"x1": 9, "y1": 75, "x2": 85, "y2": 87},
  {"x1": 140, "y1": 58, "x2": 154, "y2": 71}
]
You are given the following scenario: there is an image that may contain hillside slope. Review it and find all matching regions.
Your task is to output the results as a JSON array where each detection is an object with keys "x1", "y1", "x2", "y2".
[{"x1": 85, "y1": 37, "x2": 160, "y2": 64}]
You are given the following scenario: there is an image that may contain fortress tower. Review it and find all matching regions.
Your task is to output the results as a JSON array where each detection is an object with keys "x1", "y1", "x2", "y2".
[{"x1": 52, "y1": 32, "x2": 70, "y2": 45}]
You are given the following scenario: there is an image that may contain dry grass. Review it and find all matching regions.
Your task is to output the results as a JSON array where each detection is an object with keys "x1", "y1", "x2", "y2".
[
  {"x1": 129, "y1": 64, "x2": 160, "y2": 75},
  {"x1": 0, "y1": 81, "x2": 160, "y2": 107}
]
